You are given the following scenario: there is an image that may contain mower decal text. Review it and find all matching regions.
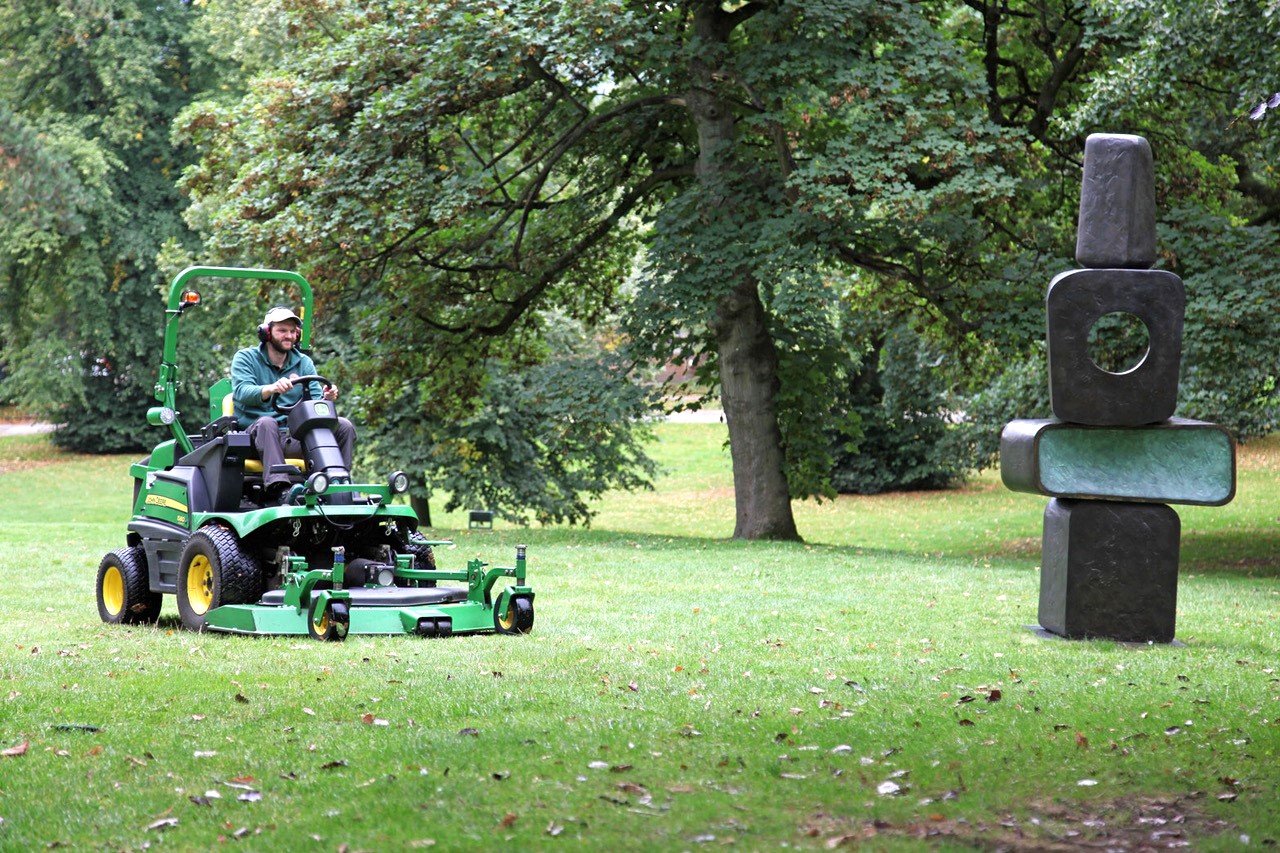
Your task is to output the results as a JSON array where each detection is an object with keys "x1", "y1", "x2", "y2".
[{"x1": 145, "y1": 494, "x2": 188, "y2": 513}]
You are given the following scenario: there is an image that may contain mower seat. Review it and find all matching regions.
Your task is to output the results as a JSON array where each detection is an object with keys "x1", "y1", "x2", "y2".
[{"x1": 214, "y1": 383, "x2": 305, "y2": 472}]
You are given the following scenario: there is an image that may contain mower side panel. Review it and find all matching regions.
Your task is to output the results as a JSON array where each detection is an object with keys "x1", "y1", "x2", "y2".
[
  {"x1": 128, "y1": 517, "x2": 189, "y2": 594},
  {"x1": 142, "y1": 468, "x2": 200, "y2": 528}
]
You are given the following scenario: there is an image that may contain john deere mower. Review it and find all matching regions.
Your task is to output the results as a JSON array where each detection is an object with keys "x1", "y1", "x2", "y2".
[{"x1": 95, "y1": 266, "x2": 534, "y2": 640}]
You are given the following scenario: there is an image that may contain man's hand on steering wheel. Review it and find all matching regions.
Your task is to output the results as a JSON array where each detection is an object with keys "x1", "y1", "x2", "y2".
[
  {"x1": 271, "y1": 374, "x2": 338, "y2": 415},
  {"x1": 265, "y1": 373, "x2": 337, "y2": 401}
]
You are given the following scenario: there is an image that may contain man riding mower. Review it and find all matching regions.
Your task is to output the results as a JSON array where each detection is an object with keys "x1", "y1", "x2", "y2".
[{"x1": 94, "y1": 266, "x2": 535, "y2": 640}]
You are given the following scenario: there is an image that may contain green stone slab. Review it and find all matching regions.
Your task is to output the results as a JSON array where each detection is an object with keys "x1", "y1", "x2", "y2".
[{"x1": 1000, "y1": 418, "x2": 1235, "y2": 506}]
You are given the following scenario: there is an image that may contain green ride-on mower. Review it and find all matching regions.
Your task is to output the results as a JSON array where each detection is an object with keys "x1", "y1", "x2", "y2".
[{"x1": 95, "y1": 266, "x2": 535, "y2": 641}]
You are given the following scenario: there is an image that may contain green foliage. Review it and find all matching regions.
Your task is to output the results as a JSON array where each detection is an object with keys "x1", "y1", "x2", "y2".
[
  {"x1": 0, "y1": 0, "x2": 214, "y2": 451},
  {"x1": 828, "y1": 320, "x2": 974, "y2": 495},
  {"x1": 363, "y1": 352, "x2": 659, "y2": 527},
  {"x1": 1168, "y1": 208, "x2": 1280, "y2": 439}
]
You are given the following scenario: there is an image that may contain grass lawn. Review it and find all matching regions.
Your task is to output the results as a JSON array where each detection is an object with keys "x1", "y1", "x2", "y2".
[{"x1": 1, "y1": 424, "x2": 1278, "y2": 851}]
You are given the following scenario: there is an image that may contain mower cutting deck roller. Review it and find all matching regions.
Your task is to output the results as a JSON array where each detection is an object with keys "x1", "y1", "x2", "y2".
[{"x1": 94, "y1": 265, "x2": 536, "y2": 640}]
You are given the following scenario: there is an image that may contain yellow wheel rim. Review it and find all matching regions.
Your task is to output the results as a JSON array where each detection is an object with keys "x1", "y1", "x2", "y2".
[
  {"x1": 314, "y1": 608, "x2": 330, "y2": 635},
  {"x1": 186, "y1": 555, "x2": 214, "y2": 615},
  {"x1": 498, "y1": 599, "x2": 516, "y2": 631},
  {"x1": 102, "y1": 566, "x2": 125, "y2": 616}
]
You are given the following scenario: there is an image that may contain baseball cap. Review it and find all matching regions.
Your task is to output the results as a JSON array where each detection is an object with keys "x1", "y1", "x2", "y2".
[{"x1": 263, "y1": 306, "x2": 301, "y2": 326}]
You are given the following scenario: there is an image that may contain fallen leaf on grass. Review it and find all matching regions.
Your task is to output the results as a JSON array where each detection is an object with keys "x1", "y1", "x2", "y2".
[
  {"x1": 237, "y1": 791, "x2": 263, "y2": 803},
  {"x1": 458, "y1": 727, "x2": 480, "y2": 737},
  {"x1": 498, "y1": 812, "x2": 517, "y2": 828},
  {"x1": 1, "y1": 741, "x2": 30, "y2": 758},
  {"x1": 146, "y1": 817, "x2": 178, "y2": 831},
  {"x1": 361, "y1": 713, "x2": 389, "y2": 726},
  {"x1": 320, "y1": 760, "x2": 348, "y2": 770}
]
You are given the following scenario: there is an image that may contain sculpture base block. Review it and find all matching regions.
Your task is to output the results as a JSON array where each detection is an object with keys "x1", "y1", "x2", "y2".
[{"x1": 1038, "y1": 498, "x2": 1180, "y2": 643}]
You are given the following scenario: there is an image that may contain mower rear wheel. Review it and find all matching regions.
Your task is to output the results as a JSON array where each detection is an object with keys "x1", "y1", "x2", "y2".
[
  {"x1": 96, "y1": 547, "x2": 161, "y2": 625},
  {"x1": 494, "y1": 594, "x2": 534, "y2": 635},
  {"x1": 396, "y1": 534, "x2": 437, "y2": 587},
  {"x1": 308, "y1": 598, "x2": 349, "y2": 642},
  {"x1": 177, "y1": 526, "x2": 264, "y2": 632}
]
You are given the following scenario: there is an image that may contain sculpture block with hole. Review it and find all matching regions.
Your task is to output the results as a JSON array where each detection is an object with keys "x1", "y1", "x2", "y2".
[
  {"x1": 1046, "y1": 268, "x2": 1184, "y2": 425},
  {"x1": 1000, "y1": 132, "x2": 1235, "y2": 644}
]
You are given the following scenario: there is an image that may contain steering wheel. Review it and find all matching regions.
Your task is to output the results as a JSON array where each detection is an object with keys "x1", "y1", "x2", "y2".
[{"x1": 272, "y1": 374, "x2": 333, "y2": 415}]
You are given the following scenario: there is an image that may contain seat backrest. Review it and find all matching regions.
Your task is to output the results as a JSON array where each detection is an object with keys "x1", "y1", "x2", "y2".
[{"x1": 209, "y1": 377, "x2": 233, "y2": 423}]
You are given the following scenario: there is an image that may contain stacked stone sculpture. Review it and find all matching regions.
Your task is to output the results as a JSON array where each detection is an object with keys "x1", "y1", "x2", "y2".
[{"x1": 1001, "y1": 133, "x2": 1236, "y2": 643}]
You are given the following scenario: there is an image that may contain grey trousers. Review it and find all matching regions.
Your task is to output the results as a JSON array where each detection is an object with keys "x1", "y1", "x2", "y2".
[{"x1": 247, "y1": 415, "x2": 356, "y2": 488}]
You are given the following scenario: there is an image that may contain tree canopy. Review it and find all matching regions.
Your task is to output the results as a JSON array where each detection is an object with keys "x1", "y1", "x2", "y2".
[
  {"x1": 0, "y1": 0, "x2": 216, "y2": 450},
  {"x1": 177, "y1": 0, "x2": 1022, "y2": 538},
  {"x1": 3, "y1": 0, "x2": 1278, "y2": 537}
]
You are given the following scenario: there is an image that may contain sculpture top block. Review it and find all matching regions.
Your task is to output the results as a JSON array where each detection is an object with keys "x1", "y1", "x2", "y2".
[{"x1": 1075, "y1": 133, "x2": 1157, "y2": 270}]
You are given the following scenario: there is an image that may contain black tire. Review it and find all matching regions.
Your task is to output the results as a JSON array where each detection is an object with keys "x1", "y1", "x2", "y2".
[
  {"x1": 494, "y1": 594, "x2": 534, "y2": 635},
  {"x1": 176, "y1": 525, "x2": 263, "y2": 632},
  {"x1": 396, "y1": 533, "x2": 437, "y2": 587},
  {"x1": 408, "y1": 540, "x2": 437, "y2": 570},
  {"x1": 308, "y1": 598, "x2": 348, "y2": 642},
  {"x1": 96, "y1": 547, "x2": 162, "y2": 625}
]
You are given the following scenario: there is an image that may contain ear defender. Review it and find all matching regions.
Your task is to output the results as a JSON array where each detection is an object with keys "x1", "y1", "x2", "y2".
[{"x1": 257, "y1": 323, "x2": 270, "y2": 343}]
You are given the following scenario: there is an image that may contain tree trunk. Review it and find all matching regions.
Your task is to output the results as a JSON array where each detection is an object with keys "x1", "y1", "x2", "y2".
[
  {"x1": 714, "y1": 277, "x2": 800, "y2": 540},
  {"x1": 687, "y1": 2, "x2": 801, "y2": 541},
  {"x1": 410, "y1": 474, "x2": 432, "y2": 528}
]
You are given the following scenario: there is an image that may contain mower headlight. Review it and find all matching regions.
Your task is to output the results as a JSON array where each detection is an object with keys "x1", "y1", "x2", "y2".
[
  {"x1": 146, "y1": 406, "x2": 176, "y2": 426},
  {"x1": 388, "y1": 471, "x2": 410, "y2": 495},
  {"x1": 376, "y1": 567, "x2": 396, "y2": 587},
  {"x1": 307, "y1": 472, "x2": 330, "y2": 495}
]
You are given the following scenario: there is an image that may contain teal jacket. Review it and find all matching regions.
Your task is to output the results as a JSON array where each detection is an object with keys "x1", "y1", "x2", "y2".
[{"x1": 230, "y1": 344, "x2": 323, "y2": 428}]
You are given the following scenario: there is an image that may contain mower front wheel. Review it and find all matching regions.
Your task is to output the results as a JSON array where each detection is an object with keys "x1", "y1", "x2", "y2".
[
  {"x1": 308, "y1": 598, "x2": 349, "y2": 642},
  {"x1": 177, "y1": 526, "x2": 264, "y2": 632},
  {"x1": 494, "y1": 593, "x2": 534, "y2": 635},
  {"x1": 96, "y1": 547, "x2": 161, "y2": 625}
]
